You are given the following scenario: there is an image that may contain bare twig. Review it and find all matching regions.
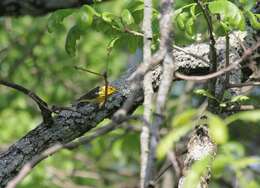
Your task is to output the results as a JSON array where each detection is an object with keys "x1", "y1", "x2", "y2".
[
  {"x1": 195, "y1": 0, "x2": 217, "y2": 113},
  {"x1": 194, "y1": 0, "x2": 216, "y2": 68},
  {"x1": 0, "y1": 79, "x2": 52, "y2": 124},
  {"x1": 153, "y1": 163, "x2": 173, "y2": 184},
  {"x1": 74, "y1": 66, "x2": 110, "y2": 106},
  {"x1": 227, "y1": 82, "x2": 260, "y2": 88},
  {"x1": 225, "y1": 34, "x2": 230, "y2": 86},
  {"x1": 74, "y1": 66, "x2": 104, "y2": 77},
  {"x1": 124, "y1": 28, "x2": 144, "y2": 37},
  {"x1": 167, "y1": 151, "x2": 181, "y2": 179},
  {"x1": 127, "y1": 49, "x2": 165, "y2": 83}
]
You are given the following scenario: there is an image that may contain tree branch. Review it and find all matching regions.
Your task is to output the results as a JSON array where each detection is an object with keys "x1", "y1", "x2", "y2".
[
  {"x1": 6, "y1": 118, "x2": 132, "y2": 188},
  {"x1": 0, "y1": 0, "x2": 110, "y2": 17},
  {"x1": 147, "y1": 0, "x2": 175, "y2": 187},
  {"x1": 141, "y1": 0, "x2": 154, "y2": 187},
  {"x1": 0, "y1": 79, "x2": 53, "y2": 124},
  {"x1": 175, "y1": 41, "x2": 260, "y2": 82}
]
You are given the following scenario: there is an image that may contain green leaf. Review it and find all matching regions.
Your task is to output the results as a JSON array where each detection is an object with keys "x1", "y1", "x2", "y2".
[
  {"x1": 184, "y1": 156, "x2": 212, "y2": 188},
  {"x1": 239, "y1": 0, "x2": 247, "y2": 3},
  {"x1": 208, "y1": 0, "x2": 245, "y2": 30},
  {"x1": 255, "y1": 14, "x2": 260, "y2": 19},
  {"x1": 239, "y1": 0, "x2": 257, "y2": 10},
  {"x1": 101, "y1": 12, "x2": 114, "y2": 23},
  {"x1": 230, "y1": 95, "x2": 249, "y2": 103},
  {"x1": 246, "y1": 181, "x2": 260, "y2": 188},
  {"x1": 111, "y1": 17, "x2": 125, "y2": 31},
  {"x1": 173, "y1": 8, "x2": 183, "y2": 18},
  {"x1": 220, "y1": 21, "x2": 232, "y2": 33},
  {"x1": 121, "y1": 9, "x2": 135, "y2": 25},
  {"x1": 47, "y1": 9, "x2": 74, "y2": 33},
  {"x1": 65, "y1": 25, "x2": 83, "y2": 56},
  {"x1": 219, "y1": 102, "x2": 227, "y2": 107},
  {"x1": 186, "y1": 17, "x2": 195, "y2": 36},
  {"x1": 190, "y1": 5, "x2": 196, "y2": 19},
  {"x1": 212, "y1": 154, "x2": 233, "y2": 177},
  {"x1": 174, "y1": 3, "x2": 196, "y2": 18},
  {"x1": 78, "y1": 12, "x2": 92, "y2": 29},
  {"x1": 128, "y1": 0, "x2": 144, "y2": 12},
  {"x1": 246, "y1": 10, "x2": 260, "y2": 30},
  {"x1": 127, "y1": 35, "x2": 140, "y2": 52},
  {"x1": 82, "y1": 5, "x2": 100, "y2": 17},
  {"x1": 232, "y1": 157, "x2": 260, "y2": 170},
  {"x1": 107, "y1": 36, "x2": 120, "y2": 52},
  {"x1": 78, "y1": 5, "x2": 100, "y2": 28},
  {"x1": 194, "y1": 89, "x2": 218, "y2": 101},
  {"x1": 225, "y1": 110, "x2": 260, "y2": 125},
  {"x1": 172, "y1": 109, "x2": 197, "y2": 128},
  {"x1": 176, "y1": 12, "x2": 189, "y2": 30},
  {"x1": 157, "y1": 123, "x2": 192, "y2": 159},
  {"x1": 221, "y1": 142, "x2": 245, "y2": 157},
  {"x1": 208, "y1": 114, "x2": 228, "y2": 144}
]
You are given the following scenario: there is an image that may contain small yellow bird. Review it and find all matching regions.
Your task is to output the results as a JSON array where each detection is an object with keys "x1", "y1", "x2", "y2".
[{"x1": 76, "y1": 85, "x2": 117, "y2": 106}]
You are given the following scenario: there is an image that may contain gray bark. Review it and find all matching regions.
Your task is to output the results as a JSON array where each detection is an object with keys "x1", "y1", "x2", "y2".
[{"x1": 0, "y1": 0, "x2": 95, "y2": 16}]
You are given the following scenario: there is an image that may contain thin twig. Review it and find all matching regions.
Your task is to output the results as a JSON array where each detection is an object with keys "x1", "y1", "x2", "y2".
[
  {"x1": 167, "y1": 151, "x2": 181, "y2": 179},
  {"x1": 195, "y1": 0, "x2": 217, "y2": 113},
  {"x1": 0, "y1": 79, "x2": 52, "y2": 124},
  {"x1": 124, "y1": 28, "x2": 144, "y2": 37},
  {"x1": 225, "y1": 34, "x2": 230, "y2": 86},
  {"x1": 227, "y1": 82, "x2": 260, "y2": 88},
  {"x1": 153, "y1": 163, "x2": 173, "y2": 184},
  {"x1": 74, "y1": 66, "x2": 110, "y2": 106},
  {"x1": 74, "y1": 66, "x2": 104, "y2": 77}
]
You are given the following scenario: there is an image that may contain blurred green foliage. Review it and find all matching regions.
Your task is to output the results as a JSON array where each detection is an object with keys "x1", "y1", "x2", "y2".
[{"x1": 0, "y1": 0, "x2": 260, "y2": 187}]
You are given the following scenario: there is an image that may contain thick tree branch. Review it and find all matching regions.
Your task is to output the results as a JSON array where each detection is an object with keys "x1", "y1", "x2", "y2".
[
  {"x1": 6, "y1": 117, "x2": 139, "y2": 188},
  {"x1": 0, "y1": 0, "x2": 111, "y2": 17},
  {"x1": 175, "y1": 42, "x2": 260, "y2": 82},
  {"x1": 0, "y1": 93, "x2": 128, "y2": 187}
]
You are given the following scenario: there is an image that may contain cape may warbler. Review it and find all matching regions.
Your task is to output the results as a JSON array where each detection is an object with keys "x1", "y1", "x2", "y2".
[{"x1": 76, "y1": 85, "x2": 117, "y2": 106}]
